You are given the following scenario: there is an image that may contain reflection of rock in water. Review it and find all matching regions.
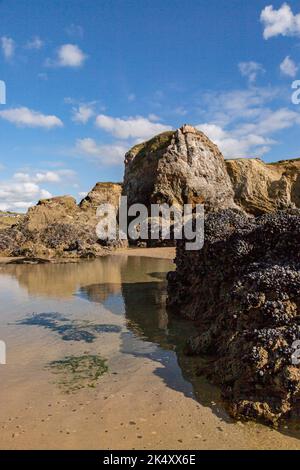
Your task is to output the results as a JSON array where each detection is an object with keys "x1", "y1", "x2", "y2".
[
  {"x1": 120, "y1": 280, "x2": 225, "y2": 411},
  {"x1": 3, "y1": 256, "x2": 127, "y2": 298},
  {"x1": 77, "y1": 283, "x2": 125, "y2": 315},
  {"x1": 121, "y1": 281, "x2": 169, "y2": 343}
]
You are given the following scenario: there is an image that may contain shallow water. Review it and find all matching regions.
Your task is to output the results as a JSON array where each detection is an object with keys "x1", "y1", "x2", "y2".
[{"x1": 0, "y1": 254, "x2": 299, "y2": 449}]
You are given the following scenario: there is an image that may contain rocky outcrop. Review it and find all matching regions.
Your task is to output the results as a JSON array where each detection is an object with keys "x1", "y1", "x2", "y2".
[
  {"x1": 0, "y1": 183, "x2": 123, "y2": 259},
  {"x1": 226, "y1": 157, "x2": 300, "y2": 215},
  {"x1": 167, "y1": 209, "x2": 300, "y2": 424},
  {"x1": 123, "y1": 125, "x2": 236, "y2": 211},
  {"x1": 79, "y1": 182, "x2": 122, "y2": 213},
  {"x1": 0, "y1": 211, "x2": 24, "y2": 229}
]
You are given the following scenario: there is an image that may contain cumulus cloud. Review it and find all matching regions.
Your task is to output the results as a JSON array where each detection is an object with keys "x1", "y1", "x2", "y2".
[
  {"x1": 0, "y1": 180, "x2": 52, "y2": 212},
  {"x1": 0, "y1": 169, "x2": 76, "y2": 211},
  {"x1": 72, "y1": 104, "x2": 94, "y2": 124},
  {"x1": 13, "y1": 169, "x2": 75, "y2": 184},
  {"x1": 0, "y1": 107, "x2": 63, "y2": 129},
  {"x1": 1, "y1": 36, "x2": 15, "y2": 60},
  {"x1": 46, "y1": 44, "x2": 87, "y2": 68},
  {"x1": 197, "y1": 123, "x2": 274, "y2": 158},
  {"x1": 280, "y1": 56, "x2": 298, "y2": 77},
  {"x1": 75, "y1": 138, "x2": 128, "y2": 165},
  {"x1": 260, "y1": 3, "x2": 300, "y2": 39},
  {"x1": 95, "y1": 114, "x2": 172, "y2": 140},
  {"x1": 196, "y1": 87, "x2": 300, "y2": 157},
  {"x1": 25, "y1": 36, "x2": 44, "y2": 50},
  {"x1": 239, "y1": 61, "x2": 265, "y2": 84}
]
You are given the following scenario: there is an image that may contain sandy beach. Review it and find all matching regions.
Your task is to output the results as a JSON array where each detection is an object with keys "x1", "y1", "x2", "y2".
[{"x1": 0, "y1": 253, "x2": 299, "y2": 450}]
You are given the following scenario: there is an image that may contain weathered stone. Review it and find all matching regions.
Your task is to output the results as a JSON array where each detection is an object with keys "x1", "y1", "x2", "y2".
[
  {"x1": 0, "y1": 184, "x2": 123, "y2": 259},
  {"x1": 226, "y1": 157, "x2": 300, "y2": 215},
  {"x1": 167, "y1": 209, "x2": 300, "y2": 424},
  {"x1": 79, "y1": 182, "x2": 122, "y2": 214},
  {"x1": 123, "y1": 125, "x2": 236, "y2": 211}
]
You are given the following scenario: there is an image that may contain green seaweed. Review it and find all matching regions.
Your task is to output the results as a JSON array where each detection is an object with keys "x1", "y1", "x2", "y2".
[{"x1": 46, "y1": 354, "x2": 108, "y2": 393}]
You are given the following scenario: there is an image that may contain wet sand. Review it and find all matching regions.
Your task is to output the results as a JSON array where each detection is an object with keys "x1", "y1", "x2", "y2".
[
  {"x1": 0, "y1": 255, "x2": 299, "y2": 450},
  {"x1": 114, "y1": 247, "x2": 176, "y2": 260}
]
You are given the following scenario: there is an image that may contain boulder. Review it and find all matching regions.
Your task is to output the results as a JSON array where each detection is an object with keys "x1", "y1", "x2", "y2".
[
  {"x1": 167, "y1": 209, "x2": 300, "y2": 424},
  {"x1": 123, "y1": 125, "x2": 236, "y2": 211}
]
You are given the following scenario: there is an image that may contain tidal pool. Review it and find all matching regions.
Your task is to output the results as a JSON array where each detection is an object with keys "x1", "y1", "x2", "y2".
[{"x1": 0, "y1": 254, "x2": 299, "y2": 449}]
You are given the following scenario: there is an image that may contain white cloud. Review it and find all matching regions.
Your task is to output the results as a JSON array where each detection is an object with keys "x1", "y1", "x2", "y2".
[
  {"x1": 0, "y1": 107, "x2": 63, "y2": 129},
  {"x1": 238, "y1": 108, "x2": 300, "y2": 136},
  {"x1": 0, "y1": 180, "x2": 52, "y2": 212},
  {"x1": 72, "y1": 104, "x2": 94, "y2": 124},
  {"x1": 239, "y1": 61, "x2": 265, "y2": 83},
  {"x1": 199, "y1": 87, "x2": 278, "y2": 127},
  {"x1": 197, "y1": 123, "x2": 274, "y2": 158},
  {"x1": 280, "y1": 56, "x2": 298, "y2": 77},
  {"x1": 13, "y1": 169, "x2": 75, "y2": 184},
  {"x1": 196, "y1": 87, "x2": 300, "y2": 158},
  {"x1": 25, "y1": 36, "x2": 44, "y2": 50},
  {"x1": 1, "y1": 36, "x2": 15, "y2": 60},
  {"x1": 75, "y1": 138, "x2": 128, "y2": 165},
  {"x1": 46, "y1": 44, "x2": 87, "y2": 68},
  {"x1": 78, "y1": 191, "x2": 88, "y2": 198},
  {"x1": 0, "y1": 169, "x2": 76, "y2": 211},
  {"x1": 95, "y1": 114, "x2": 172, "y2": 140},
  {"x1": 260, "y1": 3, "x2": 300, "y2": 39}
]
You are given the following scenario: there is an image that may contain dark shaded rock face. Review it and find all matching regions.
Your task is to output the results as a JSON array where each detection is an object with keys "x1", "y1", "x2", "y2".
[
  {"x1": 123, "y1": 125, "x2": 236, "y2": 211},
  {"x1": 167, "y1": 209, "x2": 300, "y2": 424}
]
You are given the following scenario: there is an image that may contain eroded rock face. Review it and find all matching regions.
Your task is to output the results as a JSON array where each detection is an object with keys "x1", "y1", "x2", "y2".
[
  {"x1": 167, "y1": 209, "x2": 300, "y2": 424},
  {"x1": 0, "y1": 184, "x2": 123, "y2": 259},
  {"x1": 79, "y1": 182, "x2": 122, "y2": 213},
  {"x1": 226, "y1": 158, "x2": 300, "y2": 215},
  {"x1": 123, "y1": 125, "x2": 236, "y2": 211}
]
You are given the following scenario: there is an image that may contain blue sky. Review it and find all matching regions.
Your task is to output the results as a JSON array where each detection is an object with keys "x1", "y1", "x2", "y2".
[{"x1": 0, "y1": 0, "x2": 300, "y2": 211}]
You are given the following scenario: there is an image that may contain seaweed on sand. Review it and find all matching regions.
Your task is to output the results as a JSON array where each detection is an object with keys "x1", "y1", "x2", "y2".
[{"x1": 46, "y1": 354, "x2": 108, "y2": 393}]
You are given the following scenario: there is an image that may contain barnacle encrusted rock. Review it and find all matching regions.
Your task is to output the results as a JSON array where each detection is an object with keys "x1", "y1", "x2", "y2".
[{"x1": 167, "y1": 209, "x2": 300, "y2": 424}]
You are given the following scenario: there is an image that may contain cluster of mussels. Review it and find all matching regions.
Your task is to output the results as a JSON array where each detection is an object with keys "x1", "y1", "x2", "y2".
[{"x1": 167, "y1": 209, "x2": 300, "y2": 424}]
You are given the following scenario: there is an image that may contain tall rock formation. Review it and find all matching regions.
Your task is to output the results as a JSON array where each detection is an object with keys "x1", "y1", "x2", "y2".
[{"x1": 123, "y1": 125, "x2": 236, "y2": 211}]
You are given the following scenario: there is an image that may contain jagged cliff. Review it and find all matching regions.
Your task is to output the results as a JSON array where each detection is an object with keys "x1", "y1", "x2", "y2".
[{"x1": 226, "y1": 157, "x2": 300, "y2": 215}]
